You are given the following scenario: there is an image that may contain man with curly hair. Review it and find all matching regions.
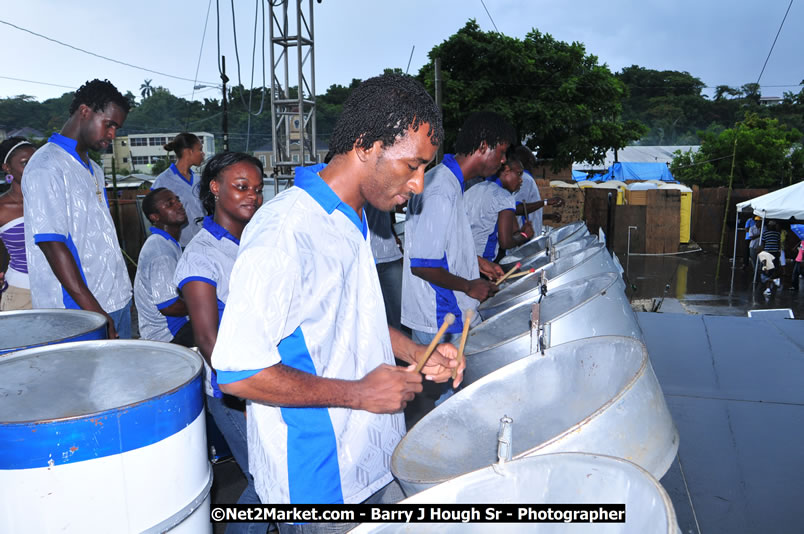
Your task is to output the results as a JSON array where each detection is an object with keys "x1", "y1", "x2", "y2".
[
  {"x1": 213, "y1": 73, "x2": 463, "y2": 528},
  {"x1": 23, "y1": 79, "x2": 132, "y2": 338}
]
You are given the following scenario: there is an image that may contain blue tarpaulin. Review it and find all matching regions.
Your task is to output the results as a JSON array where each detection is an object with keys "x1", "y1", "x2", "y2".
[
  {"x1": 572, "y1": 170, "x2": 589, "y2": 181},
  {"x1": 593, "y1": 162, "x2": 678, "y2": 183}
]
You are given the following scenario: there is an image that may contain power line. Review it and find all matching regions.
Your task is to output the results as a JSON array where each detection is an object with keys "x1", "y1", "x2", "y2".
[
  {"x1": 186, "y1": 0, "x2": 215, "y2": 129},
  {"x1": 756, "y1": 0, "x2": 795, "y2": 85},
  {"x1": 480, "y1": 0, "x2": 499, "y2": 32},
  {"x1": 0, "y1": 18, "x2": 218, "y2": 86},
  {"x1": 0, "y1": 75, "x2": 76, "y2": 91}
]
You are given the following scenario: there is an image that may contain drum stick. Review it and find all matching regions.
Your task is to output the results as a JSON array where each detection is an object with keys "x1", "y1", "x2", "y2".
[
  {"x1": 452, "y1": 309, "x2": 473, "y2": 380},
  {"x1": 495, "y1": 262, "x2": 521, "y2": 285},
  {"x1": 414, "y1": 313, "x2": 455, "y2": 374},
  {"x1": 505, "y1": 268, "x2": 536, "y2": 280}
]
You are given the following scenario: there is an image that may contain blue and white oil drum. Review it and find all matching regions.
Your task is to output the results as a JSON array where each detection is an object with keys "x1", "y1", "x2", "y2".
[
  {"x1": 0, "y1": 340, "x2": 211, "y2": 533},
  {"x1": 0, "y1": 309, "x2": 107, "y2": 355}
]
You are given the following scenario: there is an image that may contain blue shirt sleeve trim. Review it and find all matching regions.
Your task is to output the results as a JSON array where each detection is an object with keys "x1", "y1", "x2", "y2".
[
  {"x1": 156, "y1": 296, "x2": 180, "y2": 310},
  {"x1": 503, "y1": 208, "x2": 516, "y2": 213},
  {"x1": 216, "y1": 368, "x2": 264, "y2": 384},
  {"x1": 34, "y1": 233, "x2": 68, "y2": 244},
  {"x1": 178, "y1": 276, "x2": 217, "y2": 291},
  {"x1": 410, "y1": 257, "x2": 448, "y2": 269}
]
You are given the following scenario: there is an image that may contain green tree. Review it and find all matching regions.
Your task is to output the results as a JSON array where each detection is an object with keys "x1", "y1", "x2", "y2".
[
  {"x1": 416, "y1": 20, "x2": 644, "y2": 170},
  {"x1": 670, "y1": 113, "x2": 803, "y2": 188},
  {"x1": 150, "y1": 157, "x2": 169, "y2": 176},
  {"x1": 140, "y1": 79, "x2": 154, "y2": 100}
]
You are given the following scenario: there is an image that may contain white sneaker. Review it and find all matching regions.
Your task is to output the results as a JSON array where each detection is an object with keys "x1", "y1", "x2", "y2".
[
  {"x1": 763, "y1": 288, "x2": 772, "y2": 296},
  {"x1": 774, "y1": 278, "x2": 781, "y2": 287}
]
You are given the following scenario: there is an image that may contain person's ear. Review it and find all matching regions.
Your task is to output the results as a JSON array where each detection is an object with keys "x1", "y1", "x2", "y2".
[
  {"x1": 209, "y1": 178, "x2": 220, "y2": 197},
  {"x1": 354, "y1": 139, "x2": 380, "y2": 163},
  {"x1": 148, "y1": 212, "x2": 160, "y2": 224},
  {"x1": 78, "y1": 103, "x2": 92, "y2": 120}
]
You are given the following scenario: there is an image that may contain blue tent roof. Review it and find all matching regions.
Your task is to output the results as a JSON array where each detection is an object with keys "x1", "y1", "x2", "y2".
[
  {"x1": 593, "y1": 162, "x2": 678, "y2": 183},
  {"x1": 572, "y1": 170, "x2": 589, "y2": 181}
]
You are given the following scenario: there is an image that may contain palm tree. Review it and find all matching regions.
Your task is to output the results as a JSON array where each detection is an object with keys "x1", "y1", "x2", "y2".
[{"x1": 140, "y1": 79, "x2": 154, "y2": 100}]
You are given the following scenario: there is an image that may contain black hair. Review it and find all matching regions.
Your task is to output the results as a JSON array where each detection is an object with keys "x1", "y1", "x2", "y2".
[
  {"x1": 0, "y1": 137, "x2": 32, "y2": 169},
  {"x1": 328, "y1": 73, "x2": 443, "y2": 155},
  {"x1": 164, "y1": 133, "x2": 201, "y2": 158},
  {"x1": 142, "y1": 187, "x2": 168, "y2": 219},
  {"x1": 69, "y1": 79, "x2": 131, "y2": 116},
  {"x1": 199, "y1": 152, "x2": 264, "y2": 218},
  {"x1": 454, "y1": 111, "x2": 516, "y2": 156},
  {"x1": 510, "y1": 145, "x2": 536, "y2": 172}
]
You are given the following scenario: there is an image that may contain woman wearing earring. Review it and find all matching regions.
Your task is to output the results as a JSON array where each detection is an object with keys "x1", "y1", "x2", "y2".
[
  {"x1": 153, "y1": 132, "x2": 206, "y2": 247},
  {"x1": 173, "y1": 152, "x2": 265, "y2": 532},
  {"x1": 0, "y1": 137, "x2": 36, "y2": 310}
]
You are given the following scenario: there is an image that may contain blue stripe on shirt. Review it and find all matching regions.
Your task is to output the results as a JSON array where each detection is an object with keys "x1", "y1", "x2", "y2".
[{"x1": 278, "y1": 325, "x2": 344, "y2": 504}]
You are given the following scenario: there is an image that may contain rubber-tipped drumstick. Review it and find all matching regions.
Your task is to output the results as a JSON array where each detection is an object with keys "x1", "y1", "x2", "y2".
[
  {"x1": 495, "y1": 262, "x2": 521, "y2": 285},
  {"x1": 452, "y1": 309, "x2": 473, "y2": 380},
  {"x1": 505, "y1": 268, "x2": 536, "y2": 280},
  {"x1": 414, "y1": 313, "x2": 455, "y2": 374}
]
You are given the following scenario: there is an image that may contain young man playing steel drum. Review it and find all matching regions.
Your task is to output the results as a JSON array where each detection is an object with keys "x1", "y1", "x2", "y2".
[{"x1": 212, "y1": 73, "x2": 463, "y2": 533}]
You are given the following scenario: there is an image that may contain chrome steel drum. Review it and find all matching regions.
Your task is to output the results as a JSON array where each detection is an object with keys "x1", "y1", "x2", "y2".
[
  {"x1": 481, "y1": 244, "x2": 619, "y2": 319},
  {"x1": 502, "y1": 221, "x2": 588, "y2": 263},
  {"x1": 500, "y1": 235, "x2": 599, "y2": 275},
  {"x1": 0, "y1": 340, "x2": 211, "y2": 533},
  {"x1": 0, "y1": 309, "x2": 107, "y2": 355},
  {"x1": 391, "y1": 336, "x2": 679, "y2": 495},
  {"x1": 467, "y1": 273, "x2": 640, "y2": 383},
  {"x1": 358, "y1": 453, "x2": 680, "y2": 533}
]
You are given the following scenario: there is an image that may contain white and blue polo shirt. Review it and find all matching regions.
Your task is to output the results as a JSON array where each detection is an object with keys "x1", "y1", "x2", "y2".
[
  {"x1": 464, "y1": 179, "x2": 516, "y2": 261},
  {"x1": 401, "y1": 154, "x2": 481, "y2": 334},
  {"x1": 134, "y1": 228, "x2": 188, "y2": 342},
  {"x1": 365, "y1": 204, "x2": 402, "y2": 264},
  {"x1": 173, "y1": 216, "x2": 239, "y2": 398},
  {"x1": 515, "y1": 170, "x2": 543, "y2": 234},
  {"x1": 212, "y1": 163, "x2": 404, "y2": 506},
  {"x1": 152, "y1": 163, "x2": 205, "y2": 247},
  {"x1": 23, "y1": 133, "x2": 132, "y2": 312}
]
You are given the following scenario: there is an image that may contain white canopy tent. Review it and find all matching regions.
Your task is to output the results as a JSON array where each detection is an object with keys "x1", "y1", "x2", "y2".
[{"x1": 731, "y1": 181, "x2": 804, "y2": 293}]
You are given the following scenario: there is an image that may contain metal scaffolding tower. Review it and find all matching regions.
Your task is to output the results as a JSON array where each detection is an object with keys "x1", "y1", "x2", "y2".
[{"x1": 268, "y1": 0, "x2": 317, "y2": 187}]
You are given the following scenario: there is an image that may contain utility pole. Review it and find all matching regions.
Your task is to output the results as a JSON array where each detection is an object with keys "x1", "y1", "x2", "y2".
[{"x1": 221, "y1": 55, "x2": 230, "y2": 152}]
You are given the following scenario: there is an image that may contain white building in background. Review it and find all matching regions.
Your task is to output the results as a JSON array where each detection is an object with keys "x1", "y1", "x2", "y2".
[{"x1": 102, "y1": 131, "x2": 215, "y2": 175}]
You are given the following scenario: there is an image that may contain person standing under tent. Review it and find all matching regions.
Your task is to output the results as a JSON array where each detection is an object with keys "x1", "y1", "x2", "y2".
[
  {"x1": 0, "y1": 137, "x2": 36, "y2": 310},
  {"x1": 23, "y1": 79, "x2": 132, "y2": 338},
  {"x1": 153, "y1": 132, "x2": 207, "y2": 247}
]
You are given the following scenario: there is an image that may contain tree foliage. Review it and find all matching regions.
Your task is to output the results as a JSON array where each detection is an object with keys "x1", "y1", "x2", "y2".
[
  {"x1": 415, "y1": 20, "x2": 645, "y2": 170},
  {"x1": 669, "y1": 113, "x2": 803, "y2": 188}
]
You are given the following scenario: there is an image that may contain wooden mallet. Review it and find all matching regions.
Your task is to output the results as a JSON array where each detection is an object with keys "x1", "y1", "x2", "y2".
[
  {"x1": 414, "y1": 313, "x2": 455, "y2": 373},
  {"x1": 452, "y1": 309, "x2": 473, "y2": 380},
  {"x1": 505, "y1": 268, "x2": 536, "y2": 280},
  {"x1": 495, "y1": 262, "x2": 522, "y2": 285}
]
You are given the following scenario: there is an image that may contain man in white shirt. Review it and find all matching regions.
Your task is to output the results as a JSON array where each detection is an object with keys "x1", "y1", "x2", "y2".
[
  {"x1": 212, "y1": 74, "x2": 462, "y2": 532},
  {"x1": 23, "y1": 79, "x2": 132, "y2": 338}
]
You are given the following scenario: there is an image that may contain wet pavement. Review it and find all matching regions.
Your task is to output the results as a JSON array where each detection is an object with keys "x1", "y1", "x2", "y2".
[{"x1": 619, "y1": 246, "x2": 804, "y2": 319}]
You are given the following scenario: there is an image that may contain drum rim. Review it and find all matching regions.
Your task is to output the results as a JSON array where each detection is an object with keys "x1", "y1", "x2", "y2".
[
  {"x1": 0, "y1": 339, "x2": 204, "y2": 425},
  {"x1": 469, "y1": 272, "x2": 620, "y2": 354},
  {"x1": 0, "y1": 309, "x2": 107, "y2": 352}
]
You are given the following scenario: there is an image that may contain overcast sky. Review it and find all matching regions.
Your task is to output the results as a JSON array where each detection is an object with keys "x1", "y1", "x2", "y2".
[{"x1": 1, "y1": 0, "x2": 801, "y2": 104}]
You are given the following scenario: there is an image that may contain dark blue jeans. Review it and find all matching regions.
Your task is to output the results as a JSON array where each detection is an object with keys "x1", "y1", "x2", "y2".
[{"x1": 207, "y1": 395, "x2": 268, "y2": 534}]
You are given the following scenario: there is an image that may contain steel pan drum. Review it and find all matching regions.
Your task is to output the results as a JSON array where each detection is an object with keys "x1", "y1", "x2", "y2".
[
  {"x1": 391, "y1": 336, "x2": 679, "y2": 495},
  {"x1": 0, "y1": 309, "x2": 107, "y2": 355},
  {"x1": 482, "y1": 244, "x2": 619, "y2": 318},
  {"x1": 0, "y1": 340, "x2": 211, "y2": 533},
  {"x1": 501, "y1": 235, "x2": 599, "y2": 275},
  {"x1": 358, "y1": 453, "x2": 679, "y2": 533},
  {"x1": 501, "y1": 221, "x2": 588, "y2": 264},
  {"x1": 466, "y1": 273, "x2": 640, "y2": 384}
]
